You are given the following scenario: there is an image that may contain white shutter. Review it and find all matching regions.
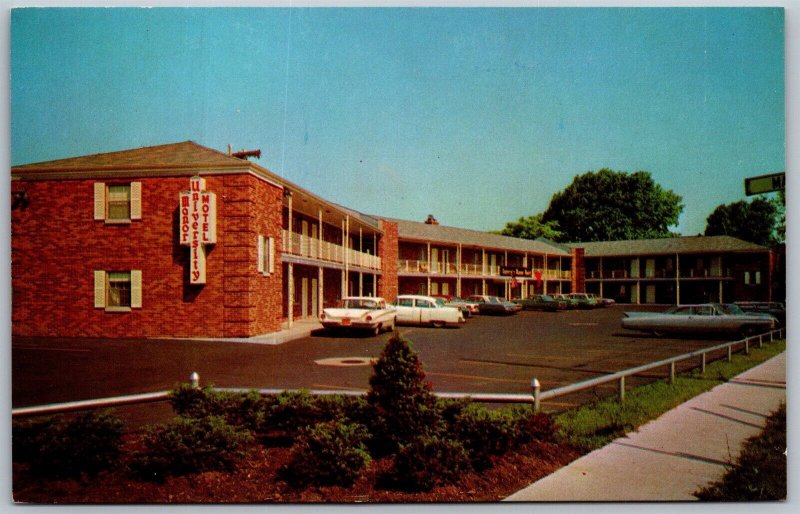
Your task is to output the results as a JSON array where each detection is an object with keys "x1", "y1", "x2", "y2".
[
  {"x1": 94, "y1": 271, "x2": 106, "y2": 308},
  {"x1": 93, "y1": 183, "x2": 106, "y2": 220},
  {"x1": 130, "y1": 182, "x2": 142, "y2": 220},
  {"x1": 131, "y1": 270, "x2": 143, "y2": 308},
  {"x1": 268, "y1": 237, "x2": 275, "y2": 274},
  {"x1": 257, "y1": 235, "x2": 265, "y2": 273}
]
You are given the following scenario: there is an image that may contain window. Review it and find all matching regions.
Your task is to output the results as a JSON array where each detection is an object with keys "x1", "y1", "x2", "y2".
[
  {"x1": 257, "y1": 235, "x2": 275, "y2": 276},
  {"x1": 94, "y1": 270, "x2": 142, "y2": 310},
  {"x1": 755, "y1": 271, "x2": 762, "y2": 285},
  {"x1": 94, "y1": 182, "x2": 141, "y2": 222},
  {"x1": 398, "y1": 298, "x2": 414, "y2": 307},
  {"x1": 744, "y1": 271, "x2": 751, "y2": 285}
]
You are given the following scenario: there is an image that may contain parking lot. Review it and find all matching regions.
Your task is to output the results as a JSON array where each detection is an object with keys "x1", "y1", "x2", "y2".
[{"x1": 13, "y1": 305, "x2": 735, "y2": 424}]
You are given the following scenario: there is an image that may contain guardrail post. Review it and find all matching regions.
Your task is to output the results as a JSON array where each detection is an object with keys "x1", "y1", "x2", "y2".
[
  {"x1": 618, "y1": 376, "x2": 625, "y2": 402},
  {"x1": 531, "y1": 378, "x2": 541, "y2": 413},
  {"x1": 744, "y1": 339, "x2": 750, "y2": 355},
  {"x1": 700, "y1": 353, "x2": 706, "y2": 375},
  {"x1": 728, "y1": 345, "x2": 732, "y2": 362},
  {"x1": 190, "y1": 372, "x2": 200, "y2": 389},
  {"x1": 669, "y1": 362, "x2": 676, "y2": 384},
  {"x1": 758, "y1": 334, "x2": 763, "y2": 348}
]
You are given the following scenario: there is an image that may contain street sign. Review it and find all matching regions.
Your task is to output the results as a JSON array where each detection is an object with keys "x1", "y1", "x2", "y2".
[{"x1": 745, "y1": 172, "x2": 785, "y2": 196}]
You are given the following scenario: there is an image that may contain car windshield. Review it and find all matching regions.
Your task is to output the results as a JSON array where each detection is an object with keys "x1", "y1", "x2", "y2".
[
  {"x1": 720, "y1": 304, "x2": 744, "y2": 315},
  {"x1": 435, "y1": 298, "x2": 446, "y2": 307},
  {"x1": 541, "y1": 295, "x2": 553, "y2": 301},
  {"x1": 342, "y1": 299, "x2": 378, "y2": 309}
]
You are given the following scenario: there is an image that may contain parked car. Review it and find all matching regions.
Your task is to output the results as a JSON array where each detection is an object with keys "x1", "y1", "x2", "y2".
[
  {"x1": 597, "y1": 296, "x2": 616, "y2": 307},
  {"x1": 512, "y1": 294, "x2": 566, "y2": 312},
  {"x1": 552, "y1": 293, "x2": 580, "y2": 309},
  {"x1": 395, "y1": 295, "x2": 465, "y2": 327},
  {"x1": 621, "y1": 303, "x2": 777, "y2": 337},
  {"x1": 567, "y1": 293, "x2": 600, "y2": 309},
  {"x1": 433, "y1": 296, "x2": 478, "y2": 318},
  {"x1": 734, "y1": 301, "x2": 786, "y2": 327},
  {"x1": 320, "y1": 297, "x2": 396, "y2": 336},
  {"x1": 468, "y1": 295, "x2": 520, "y2": 315}
]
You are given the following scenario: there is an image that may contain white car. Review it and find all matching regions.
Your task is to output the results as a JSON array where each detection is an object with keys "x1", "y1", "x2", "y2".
[
  {"x1": 395, "y1": 294, "x2": 465, "y2": 328},
  {"x1": 319, "y1": 297, "x2": 397, "y2": 336}
]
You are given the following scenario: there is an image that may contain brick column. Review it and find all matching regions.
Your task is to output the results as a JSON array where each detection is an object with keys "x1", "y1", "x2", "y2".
[
  {"x1": 377, "y1": 220, "x2": 398, "y2": 302},
  {"x1": 571, "y1": 247, "x2": 586, "y2": 294}
]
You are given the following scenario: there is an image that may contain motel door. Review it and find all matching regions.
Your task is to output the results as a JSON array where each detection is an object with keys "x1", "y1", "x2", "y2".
[{"x1": 301, "y1": 278, "x2": 309, "y2": 318}]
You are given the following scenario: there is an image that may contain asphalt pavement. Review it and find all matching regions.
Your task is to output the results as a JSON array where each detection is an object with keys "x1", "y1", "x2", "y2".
[{"x1": 505, "y1": 351, "x2": 787, "y2": 501}]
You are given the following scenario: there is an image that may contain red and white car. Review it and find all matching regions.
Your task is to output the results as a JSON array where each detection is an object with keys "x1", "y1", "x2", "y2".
[{"x1": 320, "y1": 297, "x2": 397, "y2": 336}]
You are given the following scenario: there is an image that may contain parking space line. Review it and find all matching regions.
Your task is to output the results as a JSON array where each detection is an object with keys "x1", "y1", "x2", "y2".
[
  {"x1": 426, "y1": 371, "x2": 530, "y2": 385},
  {"x1": 312, "y1": 384, "x2": 368, "y2": 392}
]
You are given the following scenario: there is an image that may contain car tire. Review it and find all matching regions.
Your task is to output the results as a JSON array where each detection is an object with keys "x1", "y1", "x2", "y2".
[
  {"x1": 740, "y1": 325, "x2": 757, "y2": 339},
  {"x1": 432, "y1": 320, "x2": 445, "y2": 328},
  {"x1": 373, "y1": 325, "x2": 381, "y2": 336},
  {"x1": 652, "y1": 330, "x2": 665, "y2": 337}
]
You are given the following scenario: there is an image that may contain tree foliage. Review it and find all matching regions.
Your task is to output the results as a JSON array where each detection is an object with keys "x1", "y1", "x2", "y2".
[
  {"x1": 538, "y1": 169, "x2": 683, "y2": 242},
  {"x1": 498, "y1": 214, "x2": 562, "y2": 241},
  {"x1": 704, "y1": 197, "x2": 781, "y2": 246}
]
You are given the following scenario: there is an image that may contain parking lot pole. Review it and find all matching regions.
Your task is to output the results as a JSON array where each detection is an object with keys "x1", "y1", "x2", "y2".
[{"x1": 531, "y1": 378, "x2": 541, "y2": 412}]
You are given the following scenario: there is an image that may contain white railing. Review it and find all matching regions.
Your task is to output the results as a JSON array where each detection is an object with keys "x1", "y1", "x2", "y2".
[{"x1": 281, "y1": 230, "x2": 381, "y2": 270}]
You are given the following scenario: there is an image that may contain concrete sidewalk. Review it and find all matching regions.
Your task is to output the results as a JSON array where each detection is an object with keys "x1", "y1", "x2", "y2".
[{"x1": 506, "y1": 351, "x2": 787, "y2": 501}]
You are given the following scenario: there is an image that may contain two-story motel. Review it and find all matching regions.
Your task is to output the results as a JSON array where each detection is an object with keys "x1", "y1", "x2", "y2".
[{"x1": 10, "y1": 141, "x2": 776, "y2": 339}]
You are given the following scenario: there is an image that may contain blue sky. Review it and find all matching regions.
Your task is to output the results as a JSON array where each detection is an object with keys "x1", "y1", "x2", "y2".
[{"x1": 10, "y1": 6, "x2": 785, "y2": 236}]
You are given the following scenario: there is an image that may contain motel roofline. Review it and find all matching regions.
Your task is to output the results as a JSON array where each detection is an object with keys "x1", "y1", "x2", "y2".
[
  {"x1": 11, "y1": 141, "x2": 770, "y2": 258},
  {"x1": 566, "y1": 235, "x2": 769, "y2": 258},
  {"x1": 11, "y1": 140, "x2": 382, "y2": 234},
  {"x1": 382, "y1": 217, "x2": 572, "y2": 257}
]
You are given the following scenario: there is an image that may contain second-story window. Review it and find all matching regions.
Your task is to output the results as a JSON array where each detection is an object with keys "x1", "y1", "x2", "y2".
[{"x1": 94, "y1": 182, "x2": 142, "y2": 222}]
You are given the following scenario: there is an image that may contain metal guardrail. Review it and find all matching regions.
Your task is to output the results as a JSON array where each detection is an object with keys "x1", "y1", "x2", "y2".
[{"x1": 12, "y1": 329, "x2": 785, "y2": 418}]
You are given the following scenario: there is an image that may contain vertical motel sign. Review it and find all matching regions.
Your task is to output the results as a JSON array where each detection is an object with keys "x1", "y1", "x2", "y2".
[
  {"x1": 745, "y1": 172, "x2": 785, "y2": 196},
  {"x1": 180, "y1": 177, "x2": 217, "y2": 284}
]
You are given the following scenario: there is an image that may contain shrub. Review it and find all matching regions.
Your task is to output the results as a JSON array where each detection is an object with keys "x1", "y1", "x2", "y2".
[
  {"x1": 131, "y1": 415, "x2": 252, "y2": 481},
  {"x1": 263, "y1": 390, "x2": 323, "y2": 433},
  {"x1": 367, "y1": 334, "x2": 443, "y2": 455},
  {"x1": 13, "y1": 410, "x2": 125, "y2": 478},
  {"x1": 281, "y1": 421, "x2": 372, "y2": 488},
  {"x1": 451, "y1": 404, "x2": 518, "y2": 470},
  {"x1": 385, "y1": 435, "x2": 471, "y2": 492},
  {"x1": 511, "y1": 407, "x2": 556, "y2": 444}
]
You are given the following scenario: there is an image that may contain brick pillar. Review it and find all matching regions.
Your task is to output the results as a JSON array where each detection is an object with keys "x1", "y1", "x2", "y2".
[
  {"x1": 378, "y1": 220, "x2": 398, "y2": 302},
  {"x1": 571, "y1": 247, "x2": 586, "y2": 294}
]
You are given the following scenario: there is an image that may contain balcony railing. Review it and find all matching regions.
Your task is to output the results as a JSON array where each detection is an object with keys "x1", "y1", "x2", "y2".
[
  {"x1": 587, "y1": 268, "x2": 733, "y2": 280},
  {"x1": 282, "y1": 230, "x2": 381, "y2": 270},
  {"x1": 397, "y1": 259, "x2": 571, "y2": 280}
]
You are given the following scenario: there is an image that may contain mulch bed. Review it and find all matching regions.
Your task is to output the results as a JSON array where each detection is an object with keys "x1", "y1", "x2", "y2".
[{"x1": 12, "y1": 433, "x2": 581, "y2": 503}]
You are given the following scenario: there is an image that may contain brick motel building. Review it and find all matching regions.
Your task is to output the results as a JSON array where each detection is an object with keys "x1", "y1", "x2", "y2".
[{"x1": 10, "y1": 141, "x2": 778, "y2": 339}]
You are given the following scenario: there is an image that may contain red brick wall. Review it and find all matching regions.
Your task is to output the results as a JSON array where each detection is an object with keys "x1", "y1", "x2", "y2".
[
  {"x1": 11, "y1": 173, "x2": 283, "y2": 338},
  {"x1": 570, "y1": 248, "x2": 586, "y2": 293},
  {"x1": 378, "y1": 220, "x2": 398, "y2": 302}
]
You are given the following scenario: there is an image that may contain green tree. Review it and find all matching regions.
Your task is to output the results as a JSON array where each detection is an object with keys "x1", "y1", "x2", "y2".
[
  {"x1": 367, "y1": 334, "x2": 442, "y2": 455},
  {"x1": 540, "y1": 169, "x2": 683, "y2": 243},
  {"x1": 497, "y1": 213, "x2": 562, "y2": 241},
  {"x1": 704, "y1": 197, "x2": 781, "y2": 246}
]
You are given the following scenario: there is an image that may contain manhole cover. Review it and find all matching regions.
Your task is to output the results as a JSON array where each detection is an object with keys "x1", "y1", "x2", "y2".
[{"x1": 314, "y1": 357, "x2": 376, "y2": 367}]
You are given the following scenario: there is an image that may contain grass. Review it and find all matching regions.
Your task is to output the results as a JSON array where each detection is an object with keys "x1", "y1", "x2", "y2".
[
  {"x1": 554, "y1": 339, "x2": 785, "y2": 452},
  {"x1": 695, "y1": 403, "x2": 786, "y2": 501}
]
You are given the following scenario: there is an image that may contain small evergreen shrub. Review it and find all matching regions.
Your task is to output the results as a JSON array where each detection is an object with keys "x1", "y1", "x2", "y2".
[
  {"x1": 367, "y1": 334, "x2": 444, "y2": 455},
  {"x1": 12, "y1": 410, "x2": 124, "y2": 478},
  {"x1": 131, "y1": 415, "x2": 252, "y2": 481},
  {"x1": 281, "y1": 421, "x2": 372, "y2": 488},
  {"x1": 452, "y1": 404, "x2": 518, "y2": 470},
  {"x1": 263, "y1": 390, "x2": 323, "y2": 433},
  {"x1": 385, "y1": 435, "x2": 471, "y2": 492},
  {"x1": 513, "y1": 408, "x2": 556, "y2": 444}
]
